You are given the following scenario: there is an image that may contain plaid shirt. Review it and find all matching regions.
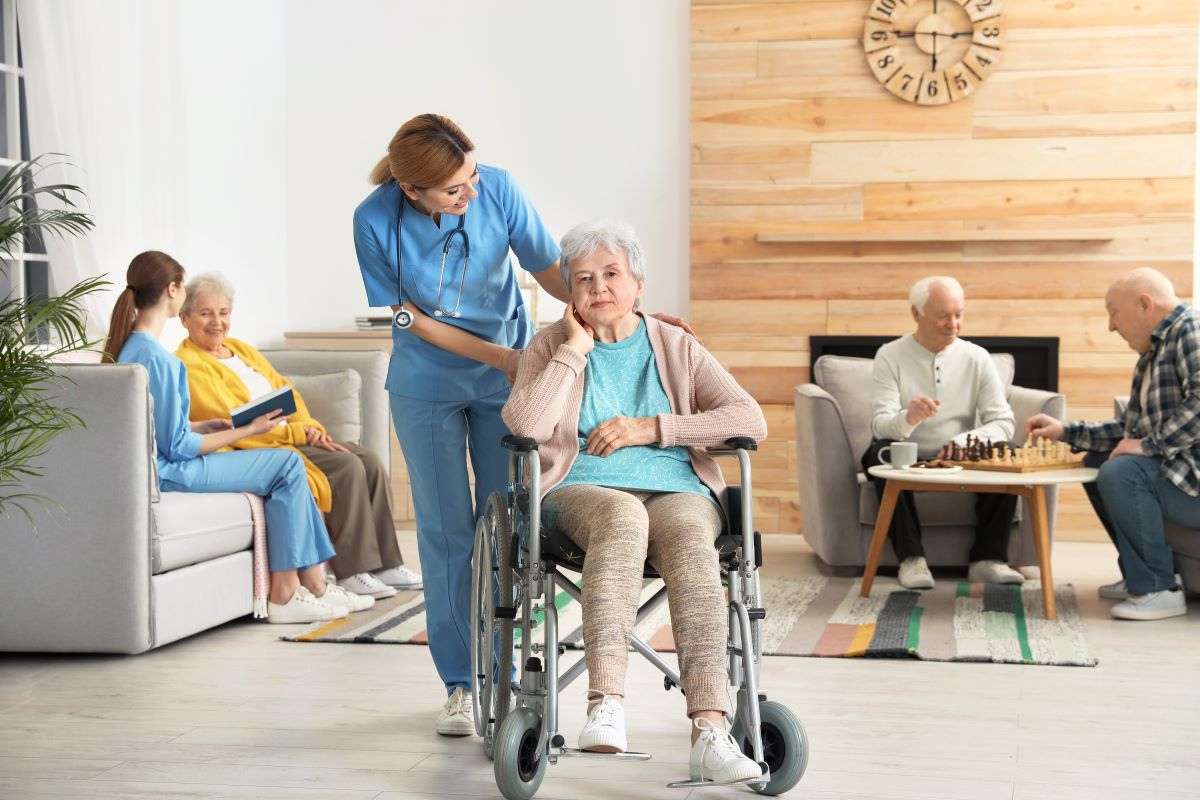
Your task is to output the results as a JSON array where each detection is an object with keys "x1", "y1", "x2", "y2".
[{"x1": 1063, "y1": 303, "x2": 1200, "y2": 497}]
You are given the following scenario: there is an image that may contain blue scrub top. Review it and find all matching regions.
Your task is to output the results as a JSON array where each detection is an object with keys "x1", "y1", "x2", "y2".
[
  {"x1": 352, "y1": 163, "x2": 560, "y2": 401},
  {"x1": 117, "y1": 331, "x2": 204, "y2": 486}
]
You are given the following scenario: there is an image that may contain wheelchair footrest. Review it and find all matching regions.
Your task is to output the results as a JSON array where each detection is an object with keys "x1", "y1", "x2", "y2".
[
  {"x1": 556, "y1": 747, "x2": 652, "y2": 762},
  {"x1": 666, "y1": 769, "x2": 770, "y2": 790}
]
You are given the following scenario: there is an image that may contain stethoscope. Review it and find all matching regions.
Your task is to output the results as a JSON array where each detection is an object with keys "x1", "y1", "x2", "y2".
[{"x1": 392, "y1": 192, "x2": 471, "y2": 329}]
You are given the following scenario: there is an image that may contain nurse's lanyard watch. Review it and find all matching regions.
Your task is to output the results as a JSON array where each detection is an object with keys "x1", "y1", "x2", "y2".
[{"x1": 392, "y1": 195, "x2": 471, "y2": 329}]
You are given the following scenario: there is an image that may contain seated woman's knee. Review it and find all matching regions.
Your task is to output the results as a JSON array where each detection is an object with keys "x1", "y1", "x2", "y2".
[{"x1": 593, "y1": 490, "x2": 650, "y2": 529}]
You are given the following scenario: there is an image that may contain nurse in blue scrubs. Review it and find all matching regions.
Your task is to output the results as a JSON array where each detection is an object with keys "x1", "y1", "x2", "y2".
[{"x1": 353, "y1": 114, "x2": 569, "y2": 736}]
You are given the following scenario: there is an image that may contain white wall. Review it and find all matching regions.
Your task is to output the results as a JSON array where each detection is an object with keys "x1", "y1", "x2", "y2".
[{"x1": 284, "y1": 0, "x2": 690, "y2": 331}]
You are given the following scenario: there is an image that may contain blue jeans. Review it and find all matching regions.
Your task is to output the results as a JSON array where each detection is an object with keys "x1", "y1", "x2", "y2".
[
  {"x1": 1083, "y1": 451, "x2": 1198, "y2": 595},
  {"x1": 161, "y1": 448, "x2": 335, "y2": 572},
  {"x1": 389, "y1": 388, "x2": 512, "y2": 693}
]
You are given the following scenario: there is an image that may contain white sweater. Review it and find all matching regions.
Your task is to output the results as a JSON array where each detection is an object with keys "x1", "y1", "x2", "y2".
[{"x1": 870, "y1": 335, "x2": 1015, "y2": 459}]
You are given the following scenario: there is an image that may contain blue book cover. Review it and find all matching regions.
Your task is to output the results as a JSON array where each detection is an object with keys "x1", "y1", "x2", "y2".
[{"x1": 230, "y1": 386, "x2": 297, "y2": 428}]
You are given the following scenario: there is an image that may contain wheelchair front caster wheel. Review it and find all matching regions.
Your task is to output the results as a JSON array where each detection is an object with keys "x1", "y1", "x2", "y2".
[
  {"x1": 494, "y1": 707, "x2": 546, "y2": 800},
  {"x1": 736, "y1": 700, "x2": 809, "y2": 796}
]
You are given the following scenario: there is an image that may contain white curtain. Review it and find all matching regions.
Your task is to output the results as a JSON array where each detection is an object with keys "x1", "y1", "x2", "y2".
[{"x1": 17, "y1": 0, "x2": 187, "y2": 339}]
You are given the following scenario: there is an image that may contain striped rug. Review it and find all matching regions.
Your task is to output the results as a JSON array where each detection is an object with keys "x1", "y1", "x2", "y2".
[{"x1": 283, "y1": 575, "x2": 1096, "y2": 667}]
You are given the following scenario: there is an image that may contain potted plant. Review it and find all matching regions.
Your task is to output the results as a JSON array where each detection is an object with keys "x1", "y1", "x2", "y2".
[{"x1": 0, "y1": 155, "x2": 103, "y2": 521}]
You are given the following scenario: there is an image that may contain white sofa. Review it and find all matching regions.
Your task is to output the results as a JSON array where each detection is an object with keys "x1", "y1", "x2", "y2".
[{"x1": 1, "y1": 349, "x2": 391, "y2": 654}]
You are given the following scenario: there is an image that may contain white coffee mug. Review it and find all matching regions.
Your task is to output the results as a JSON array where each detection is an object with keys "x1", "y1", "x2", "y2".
[{"x1": 878, "y1": 441, "x2": 918, "y2": 468}]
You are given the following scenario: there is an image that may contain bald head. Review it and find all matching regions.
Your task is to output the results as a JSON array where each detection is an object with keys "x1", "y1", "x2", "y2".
[
  {"x1": 1105, "y1": 267, "x2": 1181, "y2": 354},
  {"x1": 1108, "y1": 267, "x2": 1178, "y2": 307}
]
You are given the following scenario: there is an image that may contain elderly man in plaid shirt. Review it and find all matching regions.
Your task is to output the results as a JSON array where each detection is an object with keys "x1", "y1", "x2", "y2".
[{"x1": 1027, "y1": 268, "x2": 1193, "y2": 621}]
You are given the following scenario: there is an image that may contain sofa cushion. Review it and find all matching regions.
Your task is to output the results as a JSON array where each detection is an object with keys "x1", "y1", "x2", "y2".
[
  {"x1": 152, "y1": 492, "x2": 253, "y2": 574},
  {"x1": 857, "y1": 477, "x2": 1022, "y2": 527},
  {"x1": 814, "y1": 352, "x2": 1015, "y2": 460},
  {"x1": 286, "y1": 370, "x2": 362, "y2": 445}
]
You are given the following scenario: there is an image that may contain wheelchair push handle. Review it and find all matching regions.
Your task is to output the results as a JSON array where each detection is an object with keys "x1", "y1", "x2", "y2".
[
  {"x1": 706, "y1": 436, "x2": 759, "y2": 453},
  {"x1": 502, "y1": 434, "x2": 539, "y2": 452}
]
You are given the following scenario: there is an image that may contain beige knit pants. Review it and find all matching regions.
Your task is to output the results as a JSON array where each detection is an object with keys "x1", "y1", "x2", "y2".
[{"x1": 545, "y1": 484, "x2": 730, "y2": 716}]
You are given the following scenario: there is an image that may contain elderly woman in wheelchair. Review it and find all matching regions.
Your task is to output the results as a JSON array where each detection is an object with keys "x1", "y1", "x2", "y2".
[{"x1": 485, "y1": 219, "x2": 805, "y2": 796}]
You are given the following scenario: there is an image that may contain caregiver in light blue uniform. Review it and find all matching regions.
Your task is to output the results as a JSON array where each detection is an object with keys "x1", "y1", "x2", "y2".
[{"x1": 352, "y1": 114, "x2": 570, "y2": 736}]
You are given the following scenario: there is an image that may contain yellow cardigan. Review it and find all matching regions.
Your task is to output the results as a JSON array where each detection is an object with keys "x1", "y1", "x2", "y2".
[{"x1": 176, "y1": 337, "x2": 332, "y2": 512}]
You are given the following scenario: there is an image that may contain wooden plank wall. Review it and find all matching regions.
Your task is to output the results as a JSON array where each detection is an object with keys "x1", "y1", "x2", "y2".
[{"x1": 690, "y1": 0, "x2": 1198, "y2": 539}]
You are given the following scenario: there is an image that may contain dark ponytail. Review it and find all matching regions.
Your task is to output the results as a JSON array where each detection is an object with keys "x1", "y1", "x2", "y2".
[{"x1": 102, "y1": 250, "x2": 185, "y2": 363}]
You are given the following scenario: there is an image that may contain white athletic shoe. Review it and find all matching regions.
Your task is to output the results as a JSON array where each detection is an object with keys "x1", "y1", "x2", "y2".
[
  {"x1": 578, "y1": 695, "x2": 628, "y2": 753},
  {"x1": 898, "y1": 556, "x2": 934, "y2": 590},
  {"x1": 688, "y1": 719, "x2": 764, "y2": 786},
  {"x1": 1110, "y1": 588, "x2": 1187, "y2": 621},
  {"x1": 266, "y1": 586, "x2": 345, "y2": 624},
  {"x1": 1098, "y1": 579, "x2": 1129, "y2": 600},
  {"x1": 968, "y1": 560, "x2": 1025, "y2": 585},
  {"x1": 319, "y1": 583, "x2": 375, "y2": 614},
  {"x1": 436, "y1": 687, "x2": 476, "y2": 736},
  {"x1": 339, "y1": 572, "x2": 398, "y2": 599},
  {"x1": 374, "y1": 564, "x2": 424, "y2": 590}
]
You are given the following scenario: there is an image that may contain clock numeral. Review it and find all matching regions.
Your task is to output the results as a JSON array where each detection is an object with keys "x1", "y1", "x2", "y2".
[
  {"x1": 963, "y1": 0, "x2": 1002, "y2": 22},
  {"x1": 871, "y1": 30, "x2": 890, "y2": 41},
  {"x1": 877, "y1": 54, "x2": 895, "y2": 68},
  {"x1": 954, "y1": 74, "x2": 969, "y2": 91},
  {"x1": 981, "y1": 25, "x2": 999, "y2": 37},
  {"x1": 871, "y1": 0, "x2": 902, "y2": 19},
  {"x1": 901, "y1": 73, "x2": 915, "y2": 90},
  {"x1": 863, "y1": 19, "x2": 899, "y2": 52},
  {"x1": 927, "y1": 80, "x2": 939, "y2": 97}
]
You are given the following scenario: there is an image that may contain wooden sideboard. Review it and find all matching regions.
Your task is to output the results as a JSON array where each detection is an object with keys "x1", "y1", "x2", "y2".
[{"x1": 284, "y1": 330, "x2": 418, "y2": 524}]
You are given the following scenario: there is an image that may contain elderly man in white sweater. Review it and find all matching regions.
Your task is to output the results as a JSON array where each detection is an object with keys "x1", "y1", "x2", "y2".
[{"x1": 860, "y1": 276, "x2": 1024, "y2": 590}]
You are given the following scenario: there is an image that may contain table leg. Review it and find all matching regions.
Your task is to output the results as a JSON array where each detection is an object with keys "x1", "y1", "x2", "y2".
[
  {"x1": 861, "y1": 479, "x2": 901, "y2": 597},
  {"x1": 1030, "y1": 485, "x2": 1057, "y2": 620}
]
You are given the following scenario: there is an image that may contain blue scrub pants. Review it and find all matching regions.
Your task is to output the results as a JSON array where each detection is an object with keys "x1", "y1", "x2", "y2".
[
  {"x1": 162, "y1": 449, "x2": 335, "y2": 572},
  {"x1": 1082, "y1": 450, "x2": 1199, "y2": 595},
  {"x1": 390, "y1": 388, "x2": 511, "y2": 693}
]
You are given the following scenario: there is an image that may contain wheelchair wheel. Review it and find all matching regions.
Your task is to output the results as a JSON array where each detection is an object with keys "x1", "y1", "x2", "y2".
[
  {"x1": 471, "y1": 493, "x2": 516, "y2": 758},
  {"x1": 735, "y1": 700, "x2": 809, "y2": 796},
  {"x1": 494, "y1": 706, "x2": 546, "y2": 800}
]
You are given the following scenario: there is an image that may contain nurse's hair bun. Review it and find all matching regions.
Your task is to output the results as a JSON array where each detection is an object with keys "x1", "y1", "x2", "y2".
[{"x1": 370, "y1": 114, "x2": 474, "y2": 188}]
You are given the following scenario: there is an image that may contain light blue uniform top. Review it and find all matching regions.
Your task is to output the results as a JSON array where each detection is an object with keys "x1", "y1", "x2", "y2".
[
  {"x1": 352, "y1": 164, "x2": 560, "y2": 402},
  {"x1": 117, "y1": 331, "x2": 204, "y2": 486},
  {"x1": 559, "y1": 319, "x2": 713, "y2": 500}
]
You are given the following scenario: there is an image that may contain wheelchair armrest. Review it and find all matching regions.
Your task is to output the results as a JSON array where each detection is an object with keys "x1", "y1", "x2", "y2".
[
  {"x1": 707, "y1": 437, "x2": 759, "y2": 453},
  {"x1": 502, "y1": 435, "x2": 539, "y2": 452}
]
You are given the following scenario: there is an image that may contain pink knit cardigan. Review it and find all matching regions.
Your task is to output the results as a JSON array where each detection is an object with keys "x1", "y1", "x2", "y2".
[{"x1": 501, "y1": 313, "x2": 767, "y2": 500}]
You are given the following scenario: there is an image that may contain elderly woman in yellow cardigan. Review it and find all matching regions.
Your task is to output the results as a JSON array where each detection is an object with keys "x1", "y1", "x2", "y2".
[{"x1": 176, "y1": 272, "x2": 422, "y2": 598}]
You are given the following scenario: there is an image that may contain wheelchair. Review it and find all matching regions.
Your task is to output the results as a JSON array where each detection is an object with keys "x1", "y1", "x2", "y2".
[{"x1": 469, "y1": 434, "x2": 809, "y2": 800}]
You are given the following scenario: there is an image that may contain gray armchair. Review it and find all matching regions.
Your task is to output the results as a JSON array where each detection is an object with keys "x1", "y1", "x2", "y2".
[
  {"x1": 1112, "y1": 396, "x2": 1200, "y2": 593},
  {"x1": 795, "y1": 354, "x2": 1066, "y2": 568}
]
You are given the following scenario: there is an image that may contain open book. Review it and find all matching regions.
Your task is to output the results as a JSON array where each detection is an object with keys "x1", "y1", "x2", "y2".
[{"x1": 231, "y1": 386, "x2": 297, "y2": 428}]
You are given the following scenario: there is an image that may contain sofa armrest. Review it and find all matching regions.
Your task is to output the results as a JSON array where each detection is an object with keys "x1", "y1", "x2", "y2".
[
  {"x1": 1114, "y1": 395, "x2": 1129, "y2": 418},
  {"x1": 261, "y1": 350, "x2": 390, "y2": 478},
  {"x1": 1008, "y1": 385, "x2": 1066, "y2": 438},
  {"x1": 794, "y1": 383, "x2": 861, "y2": 564},
  {"x1": 1, "y1": 365, "x2": 155, "y2": 653}
]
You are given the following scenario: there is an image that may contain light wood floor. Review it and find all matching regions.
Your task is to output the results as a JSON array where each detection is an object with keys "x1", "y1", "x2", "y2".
[{"x1": 2, "y1": 534, "x2": 1198, "y2": 800}]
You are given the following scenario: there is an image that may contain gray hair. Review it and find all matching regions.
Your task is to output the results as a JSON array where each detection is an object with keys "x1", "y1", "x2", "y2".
[
  {"x1": 558, "y1": 220, "x2": 646, "y2": 307},
  {"x1": 181, "y1": 271, "x2": 236, "y2": 317},
  {"x1": 909, "y1": 275, "x2": 964, "y2": 315}
]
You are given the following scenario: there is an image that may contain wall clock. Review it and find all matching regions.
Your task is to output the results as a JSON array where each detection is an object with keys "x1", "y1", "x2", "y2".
[{"x1": 863, "y1": 0, "x2": 1004, "y2": 105}]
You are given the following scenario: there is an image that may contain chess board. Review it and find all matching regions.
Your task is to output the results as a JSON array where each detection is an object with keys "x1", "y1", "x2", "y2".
[
  {"x1": 942, "y1": 458, "x2": 1088, "y2": 473},
  {"x1": 933, "y1": 435, "x2": 1086, "y2": 473}
]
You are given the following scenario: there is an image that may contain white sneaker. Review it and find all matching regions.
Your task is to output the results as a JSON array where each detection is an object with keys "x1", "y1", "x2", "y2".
[
  {"x1": 339, "y1": 572, "x2": 398, "y2": 599},
  {"x1": 968, "y1": 560, "x2": 1025, "y2": 585},
  {"x1": 898, "y1": 556, "x2": 934, "y2": 590},
  {"x1": 266, "y1": 586, "x2": 346, "y2": 624},
  {"x1": 319, "y1": 583, "x2": 375, "y2": 614},
  {"x1": 436, "y1": 687, "x2": 475, "y2": 737},
  {"x1": 374, "y1": 564, "x2": 423, "y2": 590},
  {"x1": 578, "y1": 695, "x2": 627, "y2": 753},
  {"x1": 1110, "y1": 588, "x2": 1187, "y2": 621},
  {"x1": 1098, "y1": 579, "x2": 1129, "y2": 600},
  {"x1": 689, "y1": 718, "x2": 764, "y2": 786}
]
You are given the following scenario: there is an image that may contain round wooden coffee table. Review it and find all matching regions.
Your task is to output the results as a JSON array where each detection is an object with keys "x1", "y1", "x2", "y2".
[{"x1": 863, "y1": 464, "x2": 1100, "y2": 619}]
